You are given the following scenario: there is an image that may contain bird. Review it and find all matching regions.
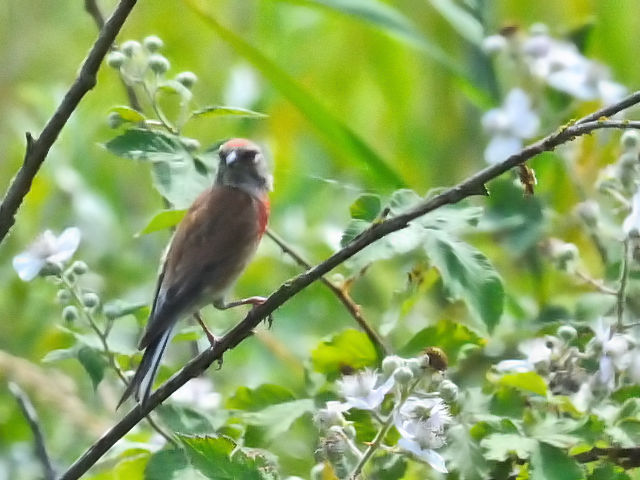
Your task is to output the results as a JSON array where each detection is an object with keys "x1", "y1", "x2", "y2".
[{"x1": 118, "y1": 138, "x2": 272, "y2": 407}]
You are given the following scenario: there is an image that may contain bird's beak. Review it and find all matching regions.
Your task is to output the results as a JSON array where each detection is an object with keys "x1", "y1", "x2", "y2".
[{"x1": 225, "y1": 151, "x2": 237, "y2": 165}]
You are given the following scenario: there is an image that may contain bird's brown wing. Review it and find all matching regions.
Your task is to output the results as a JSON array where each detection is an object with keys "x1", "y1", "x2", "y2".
[{"x1": 138, "y1": 186, "x2": 262, "y2": 349}]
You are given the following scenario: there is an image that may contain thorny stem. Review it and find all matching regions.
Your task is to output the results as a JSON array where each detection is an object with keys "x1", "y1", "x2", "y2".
[
  {"x1": 59, "y1": 274, "x2": 175, "y2": 445},
  {"x1": 616, "y1": 238, "x2": 631, "y2": 331}
]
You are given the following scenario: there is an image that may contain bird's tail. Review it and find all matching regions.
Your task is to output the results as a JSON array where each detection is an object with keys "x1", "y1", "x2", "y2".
[{"x1": 117, "y1": 326, "x2": 174, "y2": 409}]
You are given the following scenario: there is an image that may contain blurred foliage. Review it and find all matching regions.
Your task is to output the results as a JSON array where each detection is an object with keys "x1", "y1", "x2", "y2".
[{"x1": 2, "y1": 0, "x2": 640, "y2": 479}]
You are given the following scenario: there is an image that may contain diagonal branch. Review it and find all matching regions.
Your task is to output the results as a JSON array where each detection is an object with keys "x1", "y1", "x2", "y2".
[
  {"x1": 8, "y1": 382, "x2": 56, "y2": 480},
  {"x1": 59, "y1": 95, "x2": 640, "y2": 480},
  {"x1": 266, "y1": 228, "x2": 389, "y2": 356},
  {"x1": 0, "y1": 0, "x2": 138, "y2": 246}
]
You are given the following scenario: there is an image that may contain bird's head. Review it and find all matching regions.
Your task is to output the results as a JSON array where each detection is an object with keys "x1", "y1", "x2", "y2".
[{"x1": 216, "y1": 139, "x2": 273, "y2": 198}]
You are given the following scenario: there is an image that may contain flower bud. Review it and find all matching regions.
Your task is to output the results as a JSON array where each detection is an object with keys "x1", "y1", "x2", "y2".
[
  {"x1": 107, "y1": 112, "x2": 123, "y2": 129},
  {"x1": 481, "y1": 35, "x2": 507, "y2": 55},
  {"x1": 41, "y1": 262, "x2": 62, "y2": 277},
  {"x1": 71, "y1": 260, "x2": 88, "y2": 275},
  {"x1": 56, "y1": 289, "x2": 71, "y2": 304},
  {"x1": 621, "y1": 130, "x2": 640, "y2": 151},
  {"x1": 106, "y1": 51, "x2": 126, "y2": 69},
  {"x1": 182, "y1": 138, "x2": 201, "y2": 152},
  {"x1": 82, "y1": 292, "x2": 100, "y2": 309},
  {"x1": 149, "y1": 54, "x2": 170, "y2": 74},
  {"x1": 121, "y1": 40, "x2": 141, "y2": 57},
  {"x1": 406, "y1": 358, "x2": 423, "y2": 376},
  {"x1": 574, "y1": 201, "x2": 599, "y2": 228},
  {"x1": 143, "y1": 35, "x2": 164, "y2": 53},
  {"x1": 557, "y1": 325, "x2": 577, "y2": 343},
  {"x1": 381, "y1": 355, "x2": 403, "y2": 376},
  {"x1": 439, "y1": 379, "x2": 459, "y2": 403},
  {"x1": 393, "y1": 366, "x2": 414, "y2": 384},
  {"x1": 62, "y1": 305, "x2": 79, "y2": 322},
  {"x1": 343, "y1": 424, "x2": 356, "y2": 439},
  {"x1": 103, "y1": 303, "x2": 121, "y2": 320},
  {"x1": 176, "y1": 71, "x2": 198, "y2": 89},
  {"x1": 310, "y1": 464, "x2": 326, "y2": 480}
]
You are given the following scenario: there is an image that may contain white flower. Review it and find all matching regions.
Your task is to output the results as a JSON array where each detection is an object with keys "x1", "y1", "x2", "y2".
[
  {"x1": 591, "y1": 318, "x2": 631, "y2": 391},
  {"x1": 395, "y1": 397, "x2": 451, "y2": 473},
  {"x1": 12, "y1": 227, "x2": 81, "y2": 281},
  {"x1": 520, "y1": 30, "x2": 626, "y2": 105},
  {"x1": 337, "y1": 369, "x2": 394, "y2": 411},
  {"x1": 315, "y1": 401, "x2": 348, "y2": 430},
  {"x1": 495, "y1": 337, "x2": 556, "y2": 373},
  {"x1": 482, "y1": 88, "x2": 539, "y2": 164},
  {"x1": 172, "y1": 377, "x2": 221, "y2": 410},
  {"x1": 623, "y1": 190, "x2": 640, "y2": 236}
]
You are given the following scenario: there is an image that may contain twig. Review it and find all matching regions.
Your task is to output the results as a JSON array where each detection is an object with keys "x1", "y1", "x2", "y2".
[
  {"x1": 266, "y1": 228, "x2": 389, "y2": 356},
  {"x1": 574, "y1": 446, "x2": 640, "y2": 468},
  {"x1": 83, "y1": 0, "x2": 142, "y2": 112},
  {"x1": 0, "y1": 0, "x2": 138, "y2": 246},
  {"x1": 8, "y1": 382, "x2": 56, "y2": 480},
  {"x1": 574, "y1": 269, "x2": 617, "y2": 295},
  {"x1": 58, "y1": 94, "x2": 640, "y2": 480},
  {"x1": 616, "y1": 238, "x2": 631, "y2": 330}
]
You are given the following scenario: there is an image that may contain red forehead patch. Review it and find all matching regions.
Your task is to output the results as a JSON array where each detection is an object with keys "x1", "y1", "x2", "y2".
[{"x1": 222, "y1": 138, "x2": 254, "y2": 149}]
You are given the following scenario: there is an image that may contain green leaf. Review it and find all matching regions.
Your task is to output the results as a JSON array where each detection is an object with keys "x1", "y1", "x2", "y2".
[
  {"x1": 88, "y1": 452, "x2": 150, "y2": 480},
  {"x1": 340, "y1": 219, "x2": 370, "y2": 247},
  {"x1": 242, "y1": 399, "x2": 314, "y2": 442},
  {"x1": 424, "y1": 229, "x2": 504, "y2": 332},
  {"x1": 157, "y1": 405, "x2": 214, "y2": 435},
  {"x1": 498, "y1": 371, "x2": 547, "y2": 397},
  {"x1": 349, "y1": 194, "x2": 381, "y2": 221},
  {"x1": 311, "y1": 329, "x2": 379, "y2": 378},
  {"x1": 398, "y1": 319, "x2": 484, "y2": 363},
  {"x1": 145, "y1": 449, "x2": 189, "y2": 480},
  {"x1": 137, "y1": 209, "x2": 187, "y2": 236},
  {"x1": 157, "y1": 80, "x2": 194, "y2": 102},
  {"x1": 226, "y1": 384, "x2": 296, "y2": 411},
  {"x1": 444, "y1": 425, "x2": 490, "y2": 480},
  {"x1": 110, "y1": 105, "x2": 146, "y2": 123},
  {"x1": 480, "y1": 433, "x2": 538, "y2": 462},
  {"x1": 429, "y1": 0, "x2": 484, "y2": 45},
  {"x1": 178, "y1": 435, "x2": 275, "y2": 480},
  {"x1": 77, "y1": 346, "x2": 107, "y2": 390},
  {"x1": 273, "y1": 0, "x2": 491, "y2": 107},
  {"x1": 530, "y1": 443, "x2": 583, "y2": 480},
  {"x1": 42, "y1": 347, "x2": 76, "y2": 363},
  {"x1": 102, "y1": 300, "x2": 149, "y2": 321},
  {"x1": 185, "y1": 0, "x2": 406, "y2": 189},
  {"x1": 105, "y1": 128, "x2": 212, "y2": 208},
  {"x1": 192, "y1": 105, "x2": 267, "y2": 119}
]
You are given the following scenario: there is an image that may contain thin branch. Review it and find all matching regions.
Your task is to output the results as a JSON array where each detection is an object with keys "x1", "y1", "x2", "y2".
[
  {"x1": 574, "y1": 446, "x2": 640, "y2": 468},
  {"x1": 0, "y1": 0, "x2": 138, "y2": 246},
  {"x1": 59, "y1": 95, "x2": 640, "y2": 480},
  {"x1": 8, "y1": 382, "x2": 56, "y2": 480},
  {"x1": 574, "y1": 269, "x2": 617, "y2": 296},
  {"x1": 266, "y1": 228, "x2": 389, "y2": 356},
  {"x1": 616, "y1": 238, "x2": 631, "y2": 330},
  {"x1": 83, "y1": 0, "x2": 105, "y2": 29}
]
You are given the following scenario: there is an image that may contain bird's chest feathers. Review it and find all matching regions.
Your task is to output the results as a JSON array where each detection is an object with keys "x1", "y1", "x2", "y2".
[{"x1": 257, "y1": 197, "x2": 270, "y2": 237}]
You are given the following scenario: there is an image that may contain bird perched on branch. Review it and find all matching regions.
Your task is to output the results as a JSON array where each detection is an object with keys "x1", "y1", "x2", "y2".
[{"x1": 118, "y1": 138, "x2": 272, "y2": 407}]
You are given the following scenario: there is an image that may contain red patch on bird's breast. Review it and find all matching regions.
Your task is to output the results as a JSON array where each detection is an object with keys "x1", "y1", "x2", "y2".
[{"x1": 257, "y1": 196, "x2": 270, "y2": 237}]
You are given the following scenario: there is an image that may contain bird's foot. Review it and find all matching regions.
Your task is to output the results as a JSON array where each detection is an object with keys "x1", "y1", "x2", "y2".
[{"x1": 193, "y1": 312, "x2": 219, "y2": 349}]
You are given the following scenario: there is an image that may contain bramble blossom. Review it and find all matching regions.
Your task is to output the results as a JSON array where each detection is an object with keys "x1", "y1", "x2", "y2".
[
  {"x1": 12, "y1": 227, "x2": 81, "y2": 281},
  {"x1": 336, "y1": 369, "x2": 394, "y2": 411}
]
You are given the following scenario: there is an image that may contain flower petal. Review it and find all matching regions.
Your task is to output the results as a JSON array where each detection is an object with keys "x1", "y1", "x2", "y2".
[
  {"x1": 398, "y1": 438, "x2": 448, "y2": 473},
  {"x1": 48, "y1": 227, "x2": 81, "y2": 263},
  {"x1": 484, "y1": 135, "x2": 522, "y2": 164},
  {"x1": 12, "y1": 253, "x2": 46, "y2": 281}
]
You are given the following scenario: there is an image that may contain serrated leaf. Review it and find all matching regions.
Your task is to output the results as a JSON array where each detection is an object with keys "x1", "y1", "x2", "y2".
[
  {"x1": 157, "y1": 405, "x2": 214, "y2": 435},
  {"x1": 349, "y1": 194, "x2": 381, "y2": 221},
  {"x1": 157, "y1": 80, "x2": 194, "y2": 102},
  {"x1": 137, "y1": 209, "x2": 187, "y2": 236},
  {"x1": 192, "y1": 106, "x2": 267, "y2": 119},
  {"x1": 178, "y1": 435, "x2": 273, "y2": 480},
  {"x1": 311, "y1": 329, "x2": 379, "y2": 378},
  {"x1": 424, "y1": 229, "x2": 504, "y2": 331},
  {"x1": 480, "y1": 433, "x2": 538, "y2": 462},
  {"x1": 531, "y1": 443, "x2": 583, "y2": 480},
  {"x1": 444, "y1": 424, "x2": 490, "y2": 480},
  {"x1": 340, "y1": 219, "x2": 370, "y2": 247},
  {"x1": 77, "y1": 346, "x2": 107, "y2": 390},
  {"x1": 185, "y1": 0, "x2": 406, "y2": 189},
  {"x1": 110, "y1": 105, "x2": 146, "y2": 123},
  {"x1": 398, "y1": 319, "x2": 484, "y2": 364},
  {"x1": 242, "y1": 399, "x2": 314, "y2": 442},
  {"x1": 145, "y1": 449, "x2": 189, "y2": 480},
  {"x1": 498, "y1": 371, "x2": 547, "y2": 396},
  {"x1": 226, "y1": 384, "x2": 296, "y2": 411},
  {"x1": 104, "y1": 128, "x2": 184, "y2": 159},
  {"x1": 89, "y1": 452, "x2": 149, "y2": 480}
]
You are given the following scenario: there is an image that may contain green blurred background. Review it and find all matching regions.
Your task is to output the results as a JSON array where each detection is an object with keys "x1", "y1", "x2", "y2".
[{"x1": 1, "y1": 0, "x2": 640, "y2": 477}]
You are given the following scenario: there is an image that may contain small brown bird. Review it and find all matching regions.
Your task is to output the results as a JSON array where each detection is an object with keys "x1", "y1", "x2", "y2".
[{"x1": 118, "y1": 138, "x2": 272, "y2": 407}]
